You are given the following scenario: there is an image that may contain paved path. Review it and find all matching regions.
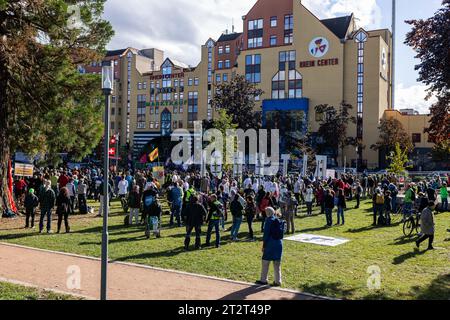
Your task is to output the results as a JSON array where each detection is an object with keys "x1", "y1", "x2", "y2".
[{"x1": 0, "y1": 243, "x2": 325, "y2": 300}]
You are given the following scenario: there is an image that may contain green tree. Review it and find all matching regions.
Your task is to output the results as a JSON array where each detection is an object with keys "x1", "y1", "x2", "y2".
[
  {"x1": 405, "y1": 0, "x2": 450, "y2": 158},
  {"x1": 315, "y1": 102, "x2": 357, "y2": 166},
  {"x1": 0, "y1": 0, "x2": 114, "y2": 211},
  {"x1": 371, "y1": 118, "x2": 414, "y2": 153},
  {"x1": 211, "y1": 74, "x2": 263, "y2": 130},
  {"x1": 387, "y1": 143, "x2": 412, "y2": 176}
]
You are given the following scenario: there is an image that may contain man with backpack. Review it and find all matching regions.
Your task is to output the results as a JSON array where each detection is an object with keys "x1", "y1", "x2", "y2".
[
  {"x1": 256, "y1": 207, "x2": 284, "y2": 287},
  {"x1": 373, "y1": 188, "x2": 385, "y2": 226}
]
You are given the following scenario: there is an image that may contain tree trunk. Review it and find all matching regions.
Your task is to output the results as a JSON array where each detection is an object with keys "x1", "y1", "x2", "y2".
[{"x1": 0, "y1": 55, "x2": 12, "y2": 213}]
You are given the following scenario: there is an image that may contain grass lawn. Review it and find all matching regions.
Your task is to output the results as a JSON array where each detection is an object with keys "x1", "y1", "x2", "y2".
[
  {"x1": 0, "y1": 197, "x2": 449, "y2": 300},
  {"x1": 0, "y1": 281, "x2": 80, "y2": 300}
]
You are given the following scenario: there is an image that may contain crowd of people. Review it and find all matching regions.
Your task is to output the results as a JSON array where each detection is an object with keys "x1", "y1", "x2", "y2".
[{"x1": 8, "y1": 165, "x2": 450, "y2": 285}]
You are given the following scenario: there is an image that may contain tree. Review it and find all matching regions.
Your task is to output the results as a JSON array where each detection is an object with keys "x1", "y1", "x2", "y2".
[
  {"x1": 0, "y1": 1, "x2": 114, "y2": 211},
  {"x1": 211, "y1": 74, "x2": 263, "y2": 130},
  {"x1": 371, "y1": 118, "x2": 414, "y2": 153},
  {"x1": 405, "y1": 1, "x2": 450, "y2": 156},
  {"x1": 315, "y1": 102, "x2": 357, "y2": 166},
  {"x1": 387, "y1": 143, "x2": 412, "y2": 176}
]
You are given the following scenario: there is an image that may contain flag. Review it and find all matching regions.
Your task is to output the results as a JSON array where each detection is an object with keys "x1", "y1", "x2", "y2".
[
  {"x1": 139, "y1": 153, "x2": 148, "y2": 164},
  {"x1": 149, "y1": 148, "x2": 159, "y2": 162}
]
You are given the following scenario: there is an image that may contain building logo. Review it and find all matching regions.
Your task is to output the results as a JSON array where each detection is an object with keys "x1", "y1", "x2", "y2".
[
  {"x1": 309, "y1": 37, "x2": 329, "y2": 58},
  {"x1": 381, "y1": 48, "x2": 387, "y2": 70}
]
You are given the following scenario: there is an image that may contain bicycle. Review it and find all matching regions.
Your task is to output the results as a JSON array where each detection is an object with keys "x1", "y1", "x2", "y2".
[{"x1": 402, "y1": 210, "x2": 421, "y2": 237}]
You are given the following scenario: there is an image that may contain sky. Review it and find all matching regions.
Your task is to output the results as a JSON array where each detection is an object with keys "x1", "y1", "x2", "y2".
[{"x1": 103, "y1": 0, "x2": 443, "y2": 114}]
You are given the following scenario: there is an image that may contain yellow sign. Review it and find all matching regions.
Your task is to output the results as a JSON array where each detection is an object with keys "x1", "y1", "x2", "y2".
[
  {"x1": 14, "y1": 163, "x2": 34, "y2": 177},
  {"x1": 152, "y1": 166, "x2": 165, "y2": 186}
]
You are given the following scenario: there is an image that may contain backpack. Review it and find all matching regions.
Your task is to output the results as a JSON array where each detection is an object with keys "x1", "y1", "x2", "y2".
[
  {"x1": 376, "y1": 194, "x2": 384, "y2": 205},
  {"x1": 144, "y1": 194, "x2": 155, "y2": 207},
  {"x1": 270, "y1": 218, "x2": 285, "y2": 240}
]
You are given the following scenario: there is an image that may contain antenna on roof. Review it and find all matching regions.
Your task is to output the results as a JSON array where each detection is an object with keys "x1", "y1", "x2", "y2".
[{"x1": 232, "y1": 18, "x2": 235, "y2": 33}]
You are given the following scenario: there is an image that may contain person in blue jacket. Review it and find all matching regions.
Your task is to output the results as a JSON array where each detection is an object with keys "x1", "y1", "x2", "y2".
[{"x1": 256, "y1": 207, "x2": 283, "y2": 287}]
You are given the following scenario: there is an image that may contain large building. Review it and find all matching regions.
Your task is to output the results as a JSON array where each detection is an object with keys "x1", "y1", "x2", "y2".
[{"x1": 87, "y1": 0, "x2": 435, "y2": 170}]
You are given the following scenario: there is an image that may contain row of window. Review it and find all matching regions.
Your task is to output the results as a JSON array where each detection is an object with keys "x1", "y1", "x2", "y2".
[
  {"x1": 216, "y1": 73, "x2": 229, "y2": 83},
  {"x1": 245, "y1": 54, "x2": 262, "y2": 83},
  {"x1": 218, "y1": 45, "x2": 231, "y2": 55},
  {"x1": 91, "y1": 60, "x2": 119, "y2": 67},
  {"x1": 217, "y1": 60, "x2": 231, "y2": 69},
  {"x1": 247, "y1": 15, "x2": 293, "y2": 48}
]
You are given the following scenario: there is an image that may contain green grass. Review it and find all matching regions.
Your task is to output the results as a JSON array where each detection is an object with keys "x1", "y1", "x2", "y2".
[
  {"x1": 0, "y1": 198, "x2": 449, "y2": 300},
  {"x1": 0, "y1": 281, "x2": 80, "y2": 300}
]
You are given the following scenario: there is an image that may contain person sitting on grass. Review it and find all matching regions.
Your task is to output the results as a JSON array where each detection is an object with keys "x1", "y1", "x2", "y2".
[
  {"x1": 416, "y1": 200, "x2": 435, "y2": 251},
  {"x1": 256, "y1": 207, "x2": 284, "y2": 287}
]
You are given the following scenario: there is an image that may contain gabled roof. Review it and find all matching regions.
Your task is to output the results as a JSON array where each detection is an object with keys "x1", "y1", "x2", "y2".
[
  {"x1": 105, "y1": 49, "x2": 127, "y2": 57},
  {"x1": 162, "y1": 57, "x2": 189, "y2": 69},
  {"x1": 321, "y1": 15, "x2": 353, "y2": 40},
  {"x1": 217, "y1": 32, "x2": 243, "y2": 43}
]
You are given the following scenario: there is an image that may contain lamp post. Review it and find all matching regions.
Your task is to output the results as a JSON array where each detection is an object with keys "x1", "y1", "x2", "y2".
[{"x1": 101, "y1": 60, "x2": 114, "y2": 300}]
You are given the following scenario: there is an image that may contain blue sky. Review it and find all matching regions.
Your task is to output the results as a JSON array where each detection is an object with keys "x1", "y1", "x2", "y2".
[{"x1": 104, "y1": 0, "x2": 443, "y2": 113}]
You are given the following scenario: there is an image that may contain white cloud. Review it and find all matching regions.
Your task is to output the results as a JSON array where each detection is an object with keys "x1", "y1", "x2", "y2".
[
  {"x1": 395, "y1": 83, "x2": 437, "y2": 114},
  {"x1": 103, "y1": 0, "x2": 383, "y2": 66}
]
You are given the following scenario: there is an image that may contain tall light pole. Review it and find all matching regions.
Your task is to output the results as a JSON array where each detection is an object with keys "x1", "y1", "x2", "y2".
[
  {"x1": 391, "y1": 0, "x2": 396, "y2": 109},
  {"x1": 101, "y1": 60, "x2": 114, "y2": 300}
]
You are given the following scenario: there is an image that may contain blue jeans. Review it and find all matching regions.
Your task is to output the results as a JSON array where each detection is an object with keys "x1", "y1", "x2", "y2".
[
  {"x1": 403, "y1": 202, "x2": 412, "y2": 218},
  {"x1": 337, "y1": 207, "x2": 345, "y2": 224},
  {"x1": 39, "y1": 208, "x2": 52, "y2": 232},
  {"x1": 206, "y1": 220, "x2": 221, "y2": 247},
  {"x1": 230, "y1": 217, "x2": 242, "y2": 240},
  {"x1": 170, "y1": 203, "x2": 182, "y2": 227}
]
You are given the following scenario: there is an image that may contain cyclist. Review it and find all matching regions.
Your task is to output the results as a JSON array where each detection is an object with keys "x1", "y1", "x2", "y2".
[{"x1": 403, "y1": 184, "x2": 415, "y2": 221}]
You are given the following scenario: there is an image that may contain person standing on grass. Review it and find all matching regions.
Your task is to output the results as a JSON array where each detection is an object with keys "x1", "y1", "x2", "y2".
[
  {"x1": 169, "y1": 181, "x2": 184, "y2": 227},
  {"x1": 373, "y1": 188, "x2": 385, "y2": 226},
  {"x1": 316, "y1": 185, "x2": 325, "y2": 215},
  {"x1": 280, "y1": 191, "x2": 298, "y2": 235},
  {"x1": 336, "y1": 189, "x2": 346, "y2": 225},
  {"x1": 324, "y1": 189, "x2": 335, "y2": 227},
  {"x1": 39, "y1": 180, "x2": 56, "y2": 234},
  {"x1": 416, "y1": 200, "x2": 435, "y2": 250},
  {"x1": 303, "y1": 185, "x2": 314, "y2": 216},
  {"x1": 97, "y1": 177, "x2": 113, "y2": 217},
  {"x1": 230, "y1": 190, "x2": 245, "y2": 241},
  {"x1": 118, "y1": 175, "x2": 129, "y2": 202},
  {"x1": 24, "y1": 188, "x2": 39, "y2": 229},
  {"x1": 128, "y1": 185, "x2": 141, "y2": 225},
  {"x1": 439, "y1": 182, "x2": 448, "y2": 212},
  {"x1": 384, "y1": 190, "x2": 392, "y2": 225},
  {"x1": 256, "y1": 207, "x2": 284, "y2": 287},
  {"x1": 184, "y1": 195, "x2": 207, "y2": 250},
  {"x1": 77, "y1": 178, "x2": 88, "y2": 215},
  {"x1": 56, "y1": 187, "x2": 71, "y2": 234},
  {"x1": 244, "y1": 195, "x2": 257, "y2": 241},
  {"x1": 205, "y1": 194, "x2": 224, "y2": 248},
  {"x1": 354, "y1": 182, "x2": 363, "y2": 209},
  {"x1": 258, "y1": 192, "x2": 273, "y2": 232}
]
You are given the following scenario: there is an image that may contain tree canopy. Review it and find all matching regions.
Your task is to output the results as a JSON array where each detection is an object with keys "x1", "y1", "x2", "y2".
[{"x1": 371, "y1": 118, "x2": 413, "y2": 153}]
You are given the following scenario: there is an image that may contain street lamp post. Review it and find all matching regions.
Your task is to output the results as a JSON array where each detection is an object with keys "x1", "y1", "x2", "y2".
[{"x1": 101, "y1": 60, "x2": 114, "y2": 300}]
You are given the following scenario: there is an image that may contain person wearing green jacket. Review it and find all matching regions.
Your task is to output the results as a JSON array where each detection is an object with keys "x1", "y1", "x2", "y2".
[
  {"x1": 440, "y1": 182, "x2": 448, "y2": 212},
  {"x1": 403, "y1": 184, "x2": 415, "y2": 220}
]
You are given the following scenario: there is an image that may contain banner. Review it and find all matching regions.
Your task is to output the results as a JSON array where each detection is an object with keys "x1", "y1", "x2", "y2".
[
  {"x1": 14, "y1": 163, "x2": 34, "y2": 177},
  {"x1": 7, "y1": 160, "x2": 18, "y2": 213},
  {"x1": 152, "y1": 166, "x2": 165, "y2": 186},
  {"x1": 315, "y1": 155, "x2": 327, "y2": 179},
  {"x1": 285, "y1": 233, "x2": 350, "y2": 247}
]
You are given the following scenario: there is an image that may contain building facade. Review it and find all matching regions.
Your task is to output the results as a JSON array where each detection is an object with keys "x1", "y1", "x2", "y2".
[{"x1": 88, "y1": 0, "x2": 433, "y2": 170}]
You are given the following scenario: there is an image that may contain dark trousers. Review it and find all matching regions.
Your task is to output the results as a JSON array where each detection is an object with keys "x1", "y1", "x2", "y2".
[
  {"x1": 320, "y1": 202, "x2": 325, "y2": 214},
  {"x1": 185, "y1": 224, "x2": 201, "y2": 249},
  {"x1": 355, "y1": 194, "x2": 361, "y2": 208},
  {"x1": 374, "y1": 204, "x2": 383, "y2": 225},
  {"x1": 39, "y1": 208, "x2": 52, "y2": 232},
  {"x1": 306, "y1": 202, "x2": 313, "y2": 215},
  {"x1": 57, "y1": 211, "x2": 70, "y2": 232},
  {"x1": 206, "y1": 220, "x2": 221, "y2": 247},
  {"x1": 417, "y1": 234, "x2": 434, "y2": 249},
  {"x1": 69, "y1": 196, "x2": 75, "y2": 214},
  {"x1": 78, "y1": 194, "x2": 87, "y2": 214},
  {"x1": 25, "y1": 208, "x2": 35, "y2": 228},
  {"x1": 325, "y1": 208, "x2": 333, "y2": 226},
  {"x1": 246, "y1": 214, "x2": 254, "y2": 239},
  {"x1": 170, "y1": 203, "x2": 182, "y2": 227}
]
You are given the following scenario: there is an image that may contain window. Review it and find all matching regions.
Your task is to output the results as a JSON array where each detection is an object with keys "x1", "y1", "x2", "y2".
[
  {"x1": 114, "y1": 60, "x2": 118, "y2": 66},
  {"x1": 188, "y1": 92, "x2": 198, "y2": 128},
  {"x1": 270, "y1": 16, "x2": 277, "y2": 27},
  {"x1": 412, "y1": 133, "x2": 421, "y2": 143},
  {"x1": 137, "y1": 82, "x2": 142, "y2": 90},
  {"x1": 112, "y1": 96, "x2": 116, "y2": 103},
  {"x1": 284, "y1": 14, "x2": 294, "y2": 44},
  {"x1": 143, "y1": 82, "x2": 147, "y2": 89},
  {"x1": 162, "y1": 79, "x2": 171, "y2": 88},
  {"x1": 216, "y1": 73, "x2": 221, "y2": 84},
  {"x1": 162, "y1": 65, "x2": 172, "y2": 75},
  {"x1": 272, "y1": 72, "x2": 285, "y2": 99},
  {"x1": 218, "y1": 46, "x2": 223, "y2": 55},
  {"x1": 355, "y1": 31, "x2": 367, "y2": 140},
  {"x1": 270, "y1": 36, "x2": 277, "y2": 46},
  {"x1": 194, "y1": 77, "x2": 199, "y2": 86},
  {"x1": 137, "y1": 95, "x2": 146, "y2": 128},
  {"x1": 150, "y1": 122, "x2": 154, "y2": 129},
  {"x1": 111, "y1": 108, "x2": 115, "y2": 116},
  {"x1": 279, "y1": 50, "x2": 296, "y2": 70},
  {"x1": 245, "y1": 54, "x2": 261, "y2": 83},
  {"x1": 248, "y1": 19, "x2": 263, "y2": 30},
  {"x1": 225, "y1": 60, "x2": 230, "y2": 68},
  {"x1": 288, "y1": 71, "x2": 303, "y2": 98},
  {"x1": 174, "y1": 79, "x2": 178, "y2": 88},
  {"x1": 248, "y1": 37, "x2": 263, "y2": 48},
  {"x1": 188, "y1": 78, "x2": 193, "y2": 86},
  {"x1": 218, "y1": 61, "x2": 223, "y2": 69},
  {"x1": 223, "y1": 73, "x2": 228, "y2": 82},
  {"x1": 225, "y1": 45, "x2": 230, "y2": 54},
  {"x1": 111, "y1": 122, "x2": 115, "y2": 130}
]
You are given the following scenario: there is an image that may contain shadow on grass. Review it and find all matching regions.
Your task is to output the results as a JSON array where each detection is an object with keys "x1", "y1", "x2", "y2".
[
  {"x1": 392, "y1": 248, "x2": 427, "y2": 265},
  {"x1": 300, "y1": 282, "x2": 355, "y2": 300},
  {"x1": 299, "y1": 226, "x2": 330, "y2": 233},
  {"x1": 410, "y1": 274, "x2": 450, "y2": 300},
  {"x1": 346, "y1": 225, "x2": 379, "y2": 233},
  {"x1": 390, "y1": 235, "x2": 419, "y2": 246}
]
